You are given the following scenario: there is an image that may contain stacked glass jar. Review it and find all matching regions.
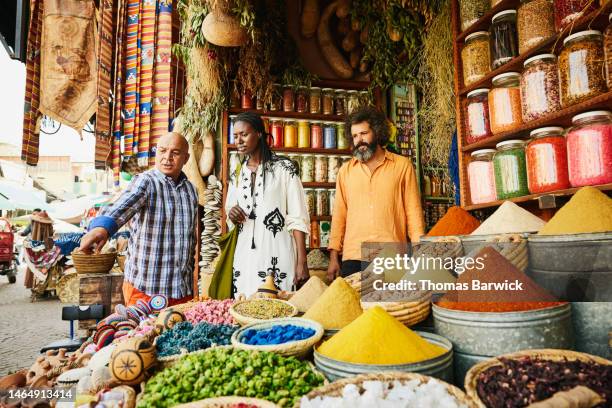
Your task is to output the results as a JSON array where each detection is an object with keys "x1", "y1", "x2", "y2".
[
  {"x1": 493, "y1": 140, "x2": 530, "y2": 199},
  {"x1": 520, "y1": 54, "x2": 561, "y2": 122},
  {"x1": 525, "y1": 127, "x2": 570, "y2": 193},
  {"x1": 468, "y1": 149, "x2": 497, "y2": 204},
  {"x1": 489, "y1": 72, "x2": 523, "y2": 134}
]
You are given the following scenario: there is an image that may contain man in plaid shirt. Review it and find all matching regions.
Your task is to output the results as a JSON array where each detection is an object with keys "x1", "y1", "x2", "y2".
[{"x1": 79, "y1": 133, "x2": 198, "y2": 306}]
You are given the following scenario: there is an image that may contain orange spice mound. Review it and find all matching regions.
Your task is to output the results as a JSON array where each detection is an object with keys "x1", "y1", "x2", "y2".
[{"x1": 427, "y1": 206, "x2": 481, "y2": 236}]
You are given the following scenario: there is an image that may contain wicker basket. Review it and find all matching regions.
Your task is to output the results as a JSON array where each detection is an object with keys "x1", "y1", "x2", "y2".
[
  {"x1": 231, "y1": 318, "x2": 324, "y2": 358},
  {"x1": 230, "y1": 299, "x2": 298, "y2": 326},
  {"x1": 295, "y1": 372, "x2": 474, "y2": 408},
  {"x1": 72, "y1": 250, "x2": 117, "y2": 274},
  {"x1": 464, "y1": 349, "x2": 612, "y2": 408},
  {"x1": 175, "y1": 396, "x2": 279, "y2": 408}
]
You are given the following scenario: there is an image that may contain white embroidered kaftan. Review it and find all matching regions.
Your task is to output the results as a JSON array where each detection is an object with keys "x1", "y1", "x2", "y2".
[{"x1": 225, "y1": 157, "x2": 310, "y2": 298}]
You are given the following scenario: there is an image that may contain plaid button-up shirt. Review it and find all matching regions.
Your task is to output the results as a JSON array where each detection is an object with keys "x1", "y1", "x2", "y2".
[{"x1": 90, "y1": 169, "x2": 198, "y2": 298}]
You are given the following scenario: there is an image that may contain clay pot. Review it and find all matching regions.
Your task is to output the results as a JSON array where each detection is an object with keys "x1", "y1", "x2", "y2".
[
  {"x1": 255, "y1": 275, "x2": 279, "y2": 299},
  {"x1": 201, "y1": 10, "x2": 248, "y2": 47},
  {"x1": 0, "y1": 370, "x2": 27, "y2": 388}
]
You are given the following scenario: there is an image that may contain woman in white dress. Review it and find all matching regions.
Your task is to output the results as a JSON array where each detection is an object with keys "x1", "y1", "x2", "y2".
[{"x1": 225, "y1": 112, "x2": 310, "y2": 298}]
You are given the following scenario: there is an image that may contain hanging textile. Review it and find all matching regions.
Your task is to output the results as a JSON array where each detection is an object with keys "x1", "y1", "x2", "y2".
[
  {"x1": 94, "y1": 0, "x2": 116, "y2": 169},
  {"x1": 112, "y1": 0, "x2": 128, "y2": 183},
  {"x1": 122, "y1": 0, "x2": 141, "y2": 158},
  {"x1": 149, "y1": 0, "x2": 173, "y2": 167},
  {"x1": 39, "y1": 0, "x2": 98, "y2": 133},
  {"x1": 21, "y1": 0, "x2": 44, "y2": 166},
  {"x1": 136, "y1": 0, "x2": 158, "y2": 166}
]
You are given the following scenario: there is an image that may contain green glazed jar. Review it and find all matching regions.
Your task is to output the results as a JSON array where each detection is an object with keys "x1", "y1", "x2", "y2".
[{"x1": 493, "y1": 139, "x2": 529, "y2": 199}]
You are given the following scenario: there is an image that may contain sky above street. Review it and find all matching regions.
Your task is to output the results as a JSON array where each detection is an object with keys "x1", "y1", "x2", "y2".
[{"x1": 0, "y1": 46, "x2": 95, "y2": 162}]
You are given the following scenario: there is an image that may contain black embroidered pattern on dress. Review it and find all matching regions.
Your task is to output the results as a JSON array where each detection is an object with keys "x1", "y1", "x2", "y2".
[
  {"x1": 267, "y1": 257, "x2": 286, "y2": 287},
  {"x1": 276, "y1": 159, "x2": 299, "y2": 178},
  {"x1": 232, "y1": 268, "x2": 241, "y2": 296},
  {"x1": 257, "y1": 270, "x2": 267, "y2": 282},
  {"x1": 263, "y1": 208, "x2": 285, "y2": 237}
]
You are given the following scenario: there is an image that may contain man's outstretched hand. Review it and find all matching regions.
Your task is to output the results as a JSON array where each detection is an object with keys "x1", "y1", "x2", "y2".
[{"x1": 78, "y1": 227, "x2": 110, "y2": 254}]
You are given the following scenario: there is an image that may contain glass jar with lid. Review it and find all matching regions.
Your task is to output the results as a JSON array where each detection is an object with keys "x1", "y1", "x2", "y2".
[
  {"x1": 270, "y1": 119, "x2": 284, "y2": 148},
  {"x1": 337, "y1": 123, "x2": 348, "y2": 149},
  {"x1": 559, "y1": 30, "x2": 607, "y2": 108},
  {"x1": 554, "y1": 0, "x2": 596, "y2": 32},
  {"x1": 283, "y1": 120, "x2": 297, "y2": 148},
  {"x1": 282, "y1": 86, "x2": 294, "y2": 112},
  {"x1": 304, "y1": 188, "x2": 316, "y2": 215},
  {"x1": 322, "y1": 88, "x2": 334, "y2": 115},
  {"x1": 309, "y1": 87, "x2": 321, "y2": 114},
  {"x1": 517, "y1": 0, "x2": 555, "y2": 54},
  {"x1": 465, "y1": 88, "x2": 492, "y2": 144},
  {"x1": 459, "y1": 0, "x2": 490, "y2": 32},
  {"x1": 358, "y1": 90, "x2": 370, "y2": 106},
  {"x1": 468, "y1": 149, "x2": 498, "y2": 204},
  {"x1": 301, "y1": 155, "x2": 315, "y2": 183},
  {"x1": 315, "y1": 189, "x2": 330, "y2": 216},
  {"x1": 490, "y1": 10, "x2": 518, "y2": 69},
  {"x1": 489, "y1": 72, "x2": 523, "y2": 134},
  {"x1": 323, "y1": 122, "x2": 337, "y2": 149},
  {"x1": 296, "y1": 86, "x2": 309, "y2": 113},
  {"x1": 328, "y1": 155, "x2": 341, "y2": 182},
  {"x1": 270, "y1": 84, "x2": 282, "y2": 111},
  {"x1": 347, "y1": 90, "x2": 360, "y2": 113},
  {"x1": 493, "y1": 139, "x2": 530, "y2": 199},
  {"x1": 241, "y1": 89, "x2": 254, "y2": 109},
  {"x1": 566, "y1": 110, "x2": 612, "y2": 187},
  {"x1": 314, "y1": 155, "x2": 329, "y2": 183},
  {"x1": 526, "y1": 127, "x2": 570, "y2": 193},
  {"x1": 520, "y1": 54, "x2": 561, "y2": 122},
  {"x1": 334, "y1": 90, "x2": 346, "y2": 116},
  {"x1": 297, "y1": 120, "x2": 310, "y2": 148},
  {"x1": 311, "y1": 122, "x2": 323, "y2": 149},
  {"x1": 605, "y1": 13, "x2": 612, "y2": 89},
  {"x1": 461, "y1": 31, "x2": 491, "y2": 87}
]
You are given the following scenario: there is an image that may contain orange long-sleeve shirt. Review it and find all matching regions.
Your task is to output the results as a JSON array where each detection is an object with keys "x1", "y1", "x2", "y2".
[{"x1": 329, "y1": 150, "x2": 425, "y2": 261}]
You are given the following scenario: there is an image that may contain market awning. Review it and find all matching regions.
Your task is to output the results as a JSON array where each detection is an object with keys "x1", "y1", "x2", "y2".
[{"x1": 0, "y1": 180, "x2": 49, "y2": 211}]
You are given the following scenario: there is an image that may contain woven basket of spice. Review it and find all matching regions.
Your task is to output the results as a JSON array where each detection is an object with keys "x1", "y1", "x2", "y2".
[
  {"x1": 296, "y1": 372, "x2": 474, "y2": 408},
  {"x1": 230, "y1": 299, "x2": 298, "y2": 326},
  {"x1": 175, "y1": 396, "x2": 279, "y2": 408},
  {"x1": 465, "y1": 349, "x2": 612, "y2": 408},
  {"x1": 71, "y1": 250, "x2": 117, "y2": 274},
  {"x1": 231, "y1": 318, "x2": 324, "y2": 359}
]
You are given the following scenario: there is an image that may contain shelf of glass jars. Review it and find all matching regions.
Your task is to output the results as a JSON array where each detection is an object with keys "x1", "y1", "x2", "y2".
[
  {"x1": 460, "y1": 90, "x2": 612, "y2": 152},
  {"x1": 227, "y1": 108, "x2": 346, "y2": 122},
  {"x1": 464, "y1": 182, "x2": 612, "y2": 211},
  {"x1": 227, "y1": 144, "x2": 351, "y2": 155},
  {"x1": 456, "y1": 0, "x2": 521, "y2": 42},
  {"x1": 424, "y1": 196, "x2": 454, "y2": 203},
  {"x1": 458, "y1": 2, "x2": 612, "y2": 96}
]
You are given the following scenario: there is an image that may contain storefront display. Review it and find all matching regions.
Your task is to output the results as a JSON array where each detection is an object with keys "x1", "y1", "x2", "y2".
[
  {"x1": 489, "y1": 72, "x2": 523, "y2": 134},
  {"x1": 520, "y1": 54, "x2": 561, "y2": 122},
  {"x1": 459, "y1": 0, "x2": 490, "y2": 32},
  {"x1": 517, "y1": 0, "x2": 555, "y2": 54},
  {"x1": 525, "y1": 127, "x2": 570, "y2": 193},
  {"x1": 559, "y1": 30, "x2": 607, "y2": 108},
  {"x1": 461, "y1": 31, "x2": 491, "y2": 87},
  {"x1": 566, "y1": 110, "x2": 612, "y2": 187},
  {"x1": 468, "y1": 149, "x2": 497, "y2": 204},
  {"x1": 465, "y1": 88, "x2": 492, "y2": 144},
  {"x1": 490, "y1": 10, "x2": 519, "y2": 69},
  {"x1": 493, "y1": 140, "x2": 530, "y2": 199}
]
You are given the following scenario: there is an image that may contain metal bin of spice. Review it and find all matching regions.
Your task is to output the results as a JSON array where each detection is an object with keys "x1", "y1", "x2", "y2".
[
  {"x1": 313, "y1": 331, "x2": 454, "y2": 382},
  {"x1": 571, "y1": 302, "x2": 612, "y2": 359}
]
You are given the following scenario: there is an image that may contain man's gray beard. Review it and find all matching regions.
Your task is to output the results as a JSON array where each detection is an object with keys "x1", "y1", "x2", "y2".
[{"x1": 354, "y1": 146, "x2": 376, "y2": 162}]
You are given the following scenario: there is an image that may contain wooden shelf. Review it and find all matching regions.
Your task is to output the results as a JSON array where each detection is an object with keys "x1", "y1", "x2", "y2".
[
  {"x1": 424, "y1": 196, "x2": 454, "y2": 203},
  {"x1": 461, "y1": 91, "x2": 612, "y2": 151},
  {"x1": 311, "y1": 215, "x2": 332, "y2": 221},
  {"x1": 227, "y1": 144, "x2": 352, "y2": 155},
  {"x1": 304, "y1": 182, "x2": 336, "y2": 189},
  {"x1": 458, "y1": 3, "x2": 612, "y2": 96},
  {"x1": 228, "y1": 108, "x2": 346, "y2": 122},
  {"x1": 464, "y1": 183, "x2": 612, "y2": 211},
  {"x1": 456, "y1": 0, "x2": 519, "y2": 43}
]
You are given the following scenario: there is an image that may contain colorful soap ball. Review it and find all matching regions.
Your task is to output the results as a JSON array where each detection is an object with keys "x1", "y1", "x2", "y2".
[{"x1": 241, "y1": 325, "x2": 316, "y2": 346}]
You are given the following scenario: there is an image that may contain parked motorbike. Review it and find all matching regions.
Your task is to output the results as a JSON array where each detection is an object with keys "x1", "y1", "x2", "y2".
[{"x1": 0, "y1": 218, "x2": 18, "y2": 284}]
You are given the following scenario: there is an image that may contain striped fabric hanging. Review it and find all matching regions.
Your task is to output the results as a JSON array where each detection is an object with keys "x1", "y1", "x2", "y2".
[
  {"x1": 136, "y1": 0, "x2": 157, "y2": 167},
  {"x1": 21, "y1": 0, "x2": 44, "y2": 166},
  {"x1": 112, "y1": 0, "x2": 128, "y2": 184},
  {"x1": 149, "y1": 0, "x2": 173, "y2": 167},
  {"x1": 94, "y1": 0, "x2": 116, "y2": 169},
  {"x1": 122, "y1": 0, "x2": 140, "y2": 158}
]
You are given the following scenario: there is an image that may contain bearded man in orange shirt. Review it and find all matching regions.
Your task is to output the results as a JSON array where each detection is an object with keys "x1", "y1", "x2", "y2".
[{"x1": 327, "y1": 106, "x2": 425, "y2": 280}]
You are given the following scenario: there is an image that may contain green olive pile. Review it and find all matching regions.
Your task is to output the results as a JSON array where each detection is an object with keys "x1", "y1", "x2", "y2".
[{"x1": 137, "y1": 348, "x2": 325, "y2": 407}]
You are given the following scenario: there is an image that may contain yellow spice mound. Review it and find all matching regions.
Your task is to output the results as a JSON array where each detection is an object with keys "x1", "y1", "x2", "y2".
[
  {"x1": 538, "y1": 187, "x2": 612, "y2": 235},
  {"x1": 317, "y1": 306, "x2": 446, "y2": 365},
  {"x1": 303, "y1": 277, "x2": 362, "y2": 329}
]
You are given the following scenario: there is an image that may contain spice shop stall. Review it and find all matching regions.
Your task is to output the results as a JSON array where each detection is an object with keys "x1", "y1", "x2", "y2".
[{"x1": 4, "y1": 0, "x2": 612, "y2": 407}]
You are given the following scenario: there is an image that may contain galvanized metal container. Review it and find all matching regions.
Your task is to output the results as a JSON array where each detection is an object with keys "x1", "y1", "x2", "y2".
[
  {"x1": 527, "y1": 233, "x2": 612, "y2": 301},
  {"x1": 432, "y1": 303, "x2": 574, "y2": 356},
  {"x1": 454, "y1": 351, "x2": 489, "y2": 388},
  {"x1": 313, "y1": 331, "x2": 454, "y2": 382},
  {"x1": 461, "y1": 232, "x2": 532, "y2": 255},
  {"x1": 572, "y1": 302, "x2": 612, "y2": 359}
]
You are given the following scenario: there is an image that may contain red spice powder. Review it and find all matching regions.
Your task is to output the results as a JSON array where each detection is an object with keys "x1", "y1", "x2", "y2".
[
  {"x1": 437, "y1": 246, "x2": 565, "y2": 312},
  {"x1": 427, "y1": 206, "x2": 481, "y2": 236}
]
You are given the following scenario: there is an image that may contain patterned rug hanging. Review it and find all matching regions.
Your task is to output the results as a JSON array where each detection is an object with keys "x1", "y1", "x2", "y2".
[
  {"x1": 21, "y1": 0, "x2": 44, "y2": 166},
  {"x1": 112, "y1": 0, "x2": 128, "y2": 183},
  {"x1": 121, "y1": 0, "x2": 141, "y2": 159}
]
